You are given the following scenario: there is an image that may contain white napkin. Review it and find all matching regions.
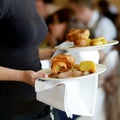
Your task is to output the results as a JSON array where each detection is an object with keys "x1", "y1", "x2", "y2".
[
  {"x1": 35, "y1": 76, "x2": 98, "y2": 118},
  {"x1": 35, "y1": 42, "x2": 99, "y2": 118},
  {"x1": 53, "y1": 41, "x2": 99, "y2": 64}
]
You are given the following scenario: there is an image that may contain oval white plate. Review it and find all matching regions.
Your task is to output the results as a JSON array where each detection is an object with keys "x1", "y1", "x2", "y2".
[
  {"x1": 55, "y1": 40, "x2": 119, "y2": 52},
  {"x1": 38, "y1": 64, "x2": 107, "y2": 81}
]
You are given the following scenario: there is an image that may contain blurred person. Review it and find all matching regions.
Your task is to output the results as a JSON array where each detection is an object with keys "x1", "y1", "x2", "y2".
[
  {"x1": 69, "y1": 0, "x2": 118, "y2": 120},
  {"x1": 36, "y1": 0, "x2": 62, "y2": 60},
  {"x1": 102, "y1": 10, "x2": 120, "y2": 120},
  {"x1": 97, "y1": 0, "x2": 119, "y2": 24},
  {"x1": 106, "y1": 0, "x2": 119, "y2": 15},
  {"x1": 36, "y1": 0, "x2": 61, "y2": 19},
  {"x1": 47, "y1": 8, "x2": 74, "y2": 46},
  {"x1": 40, "y1": 8, "x2": 74, "y2": 49},
  {"x1": 35, "y1": 0, "x2": 53, "y2": 18},
  {"x1": 69, "y1": 0, "x2": 117, "y2": 63},
  {"x1": 0, "y1": 0, "x2": 60, "y2": 119},
  {"x1": 36, "y1": 0, "x2": 54, "y2": 60},
  {"x1": 69, "y1": 0, "x2": 117, "y2": 40}
]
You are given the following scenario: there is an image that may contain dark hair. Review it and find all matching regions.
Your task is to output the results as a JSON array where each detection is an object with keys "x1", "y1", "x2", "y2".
[
  {"x1": 69, "y1": 0, "x2": 94, "y2": 9},
  {"x1": 98, "y1": 0, "x2": 109, "y2": 10},
  {"x1": 46, "y1": 8, "x2": 73, "y2": 25}
]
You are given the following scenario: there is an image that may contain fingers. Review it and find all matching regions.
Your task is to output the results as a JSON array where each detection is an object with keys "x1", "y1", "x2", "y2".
[
  {"x1": 38, "y1": 72, "x2": 48, "y2": 78},
  {"x1": 32, "y1": 71, "x2": 48, "y2": 79}
]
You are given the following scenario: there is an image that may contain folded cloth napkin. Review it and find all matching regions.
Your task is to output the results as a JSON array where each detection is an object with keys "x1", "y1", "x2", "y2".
[
  {"x1": 35, "y1": 42, "x2": 99, "y2": 118},
  {"x1": 35, "y1": 75, "x2": 98, "y2": 118},
  {"x1": 52, "y1": 41, "x2": 99, "y2": 64}
]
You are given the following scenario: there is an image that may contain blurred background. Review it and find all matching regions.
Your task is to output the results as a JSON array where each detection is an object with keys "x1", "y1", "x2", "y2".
[{"x1": 54, "y1": 0, "x2": 120, "y2": 9}]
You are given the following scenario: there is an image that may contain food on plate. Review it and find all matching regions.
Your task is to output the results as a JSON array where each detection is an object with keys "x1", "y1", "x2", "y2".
[
  {"x1": 90, "y1": 36, "x2": 107, "y2": 46},
  {"x1": 49, "y1": 69, "x2": 83, "y2": 78},
  {"x1": 79, "y1": 61, "x2": 96, "y2": 73},
  {"x1": 49, "y1": 54, "x2": 96, "y2": 78},
  {"x1": 66, "y1": 28, "x2": 107, "y2": 47},
  {"x1": 51, "y1": 60, "x2": 67, "y2": 74},
  {"x1": 66, "y1": 29, "x2": 90, "y2": 47},
  {"x1": 51, "y1": 54, "x2": 76, "y2": 74}
]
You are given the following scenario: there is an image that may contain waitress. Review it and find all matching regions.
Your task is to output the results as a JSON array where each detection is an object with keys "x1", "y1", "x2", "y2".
[{"x1": 0, "y1": 0, "x2": 59, "y2": 119}]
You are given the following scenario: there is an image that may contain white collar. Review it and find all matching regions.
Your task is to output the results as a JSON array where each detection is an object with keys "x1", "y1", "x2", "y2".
[{"x1": 87, "y1": 11, "x2": 100, "y2": 29}]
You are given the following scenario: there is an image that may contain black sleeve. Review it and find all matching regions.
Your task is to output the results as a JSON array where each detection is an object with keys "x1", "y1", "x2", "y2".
[{"x1": 0, "y1": 0, "x2": 7, "y2": 20}]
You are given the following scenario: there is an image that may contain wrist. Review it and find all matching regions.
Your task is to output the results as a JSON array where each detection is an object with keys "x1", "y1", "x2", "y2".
[
  {"x1": 20, "y1": 70, "x2": 35, "y2": 86},
  {"x1": 12, "y1": 70, "x2": 26, "y2": 83}
]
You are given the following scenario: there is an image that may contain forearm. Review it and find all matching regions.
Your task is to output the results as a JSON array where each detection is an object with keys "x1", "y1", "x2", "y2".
[
  {"x1": 39, "y1": 48, "x2": 53, "y2": 60},
  {"x1": 0, "y1": 66, "x2": 25, "y2": 82},
  {"x1": 0, "y1": 66, "x2": 47, "y2": 86},
  {"x1": 0, "y1": 66, "x2": 34, "y2": 86}
]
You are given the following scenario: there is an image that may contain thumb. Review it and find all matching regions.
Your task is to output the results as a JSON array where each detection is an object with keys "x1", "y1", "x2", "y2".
[
  {"x1": 31, "y1": 72, "x2": 38, "y2": 79},
  {"x1": 38, "y1": 71, "x2": 48, "y2": 78},
  {"x1": 32, "y1": 71, "x2": 48, "y2": 79}
]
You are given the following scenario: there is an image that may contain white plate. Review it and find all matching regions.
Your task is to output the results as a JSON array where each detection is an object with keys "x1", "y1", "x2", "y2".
[
  {"x1": 55, "y1": 40, "x2": 119, "y2": 52},
  {"x1": 38, "y1": 64, "x2": 107, "y2": 81}
]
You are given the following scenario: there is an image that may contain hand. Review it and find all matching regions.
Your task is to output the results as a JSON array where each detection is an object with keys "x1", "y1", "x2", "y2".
[{"x1": 22, "y1": 70, "x2": 48, "y2": 86}]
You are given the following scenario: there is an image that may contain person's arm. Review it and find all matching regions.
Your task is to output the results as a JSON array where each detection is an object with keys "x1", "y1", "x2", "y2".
[
  {"x1": 0, "y1": 66, "x2": 47, "y2": 86},
  {"x1": 39, "y1": 48, "x2": 53, "y2": 60}
]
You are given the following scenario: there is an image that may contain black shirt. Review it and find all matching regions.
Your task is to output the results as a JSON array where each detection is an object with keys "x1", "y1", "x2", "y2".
[{"x1": 0, "y1": 0, "x2": 48, "y2": 115}]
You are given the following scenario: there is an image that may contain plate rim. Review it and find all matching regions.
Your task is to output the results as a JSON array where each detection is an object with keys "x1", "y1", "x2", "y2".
[
  {"x1": 55, "y1": 40, "x2": 119, "y2": 51},
  {"x1": 38, "y1": 64, "x2": 107, "y2": 81}
]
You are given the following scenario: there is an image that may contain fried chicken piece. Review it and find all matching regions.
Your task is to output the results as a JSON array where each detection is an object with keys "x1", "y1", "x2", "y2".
[
  {"x1": 51, "y1": 54, "x2": 76, "y2": 74},
  {"x1": 64, "y1": 54, "x2": 76, "y2": 68},
  {"x1": 66, "y1": 28, "x2": 90, "y2": 47},
  {"x1": 51, "y1": 60, "x2": 67, "y2": 74}
]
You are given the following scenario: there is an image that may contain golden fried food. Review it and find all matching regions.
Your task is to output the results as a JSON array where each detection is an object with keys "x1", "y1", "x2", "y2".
[
  {"x1": 79, "y1": 61, "x2": 96, "y2": 73},
  {"x1": 51, "y1": 54, "x2": 66, "y2": 63},
  {"x1": 64, "y1": 54, "x2": 76, "y2": 68},
  {"x1": 49, "y1": 60, "x2": 96, "y2": 78},
  {"x1": 91, "y1": 37, "x2": 107, "y2": 46},
  {"x1": 50, "y1": 54, "x2": 97, "y2": 78},
  {"x1": 73, "y1": 64, "x2": 80, "y2": 70},
  {"x1": 66, "y1": 28, "x2": 108, "y2": 47},
  {"x1": 51, "y1": 60, "x2": 67, "y2": 74},
  {"x1": 66, "y1": 28, "x2": 90, "y2": 47},
  {"x1": 51, "y1": 54, "x2": 76, "y2": 73}
]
